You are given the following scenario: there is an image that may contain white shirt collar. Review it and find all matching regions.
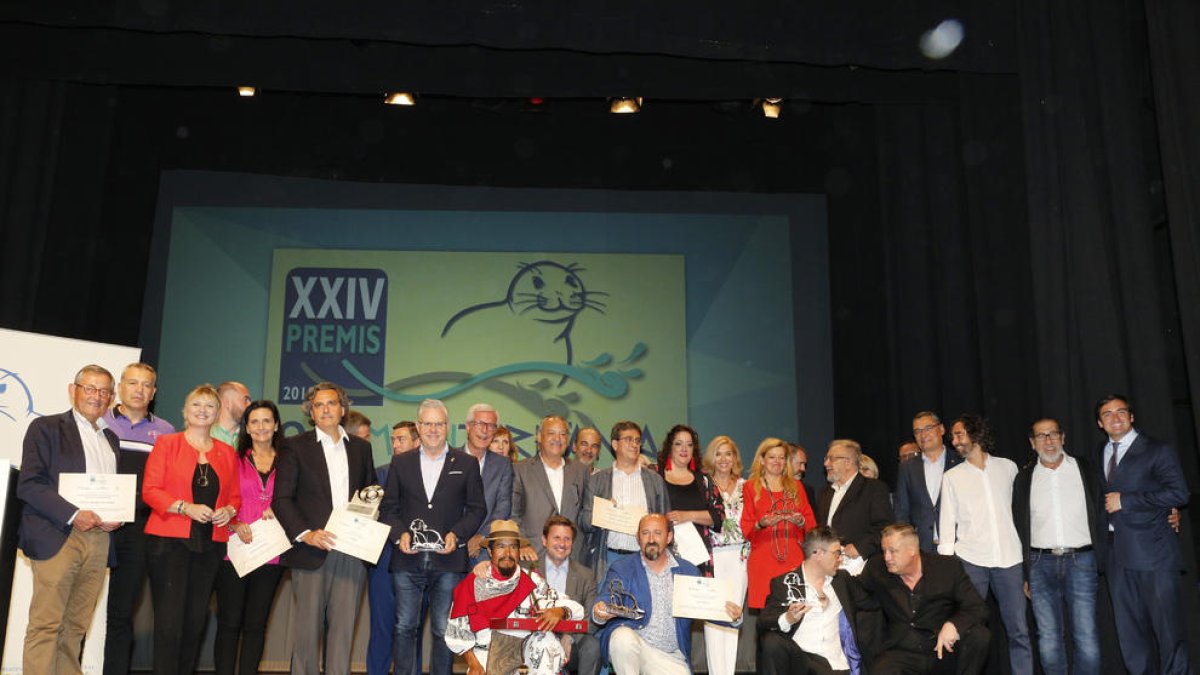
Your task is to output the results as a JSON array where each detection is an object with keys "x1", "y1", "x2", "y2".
[{"x1": 316, "y1": 425, "x2": 348, "y2": 445}]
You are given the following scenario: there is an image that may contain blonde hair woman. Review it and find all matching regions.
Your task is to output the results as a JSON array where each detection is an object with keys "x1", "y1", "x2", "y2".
[{"x1": 739, "y1": 437, "x2": 815, "y2": 609}]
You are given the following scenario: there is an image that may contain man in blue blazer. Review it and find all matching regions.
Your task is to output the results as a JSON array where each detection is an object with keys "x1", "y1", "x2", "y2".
[
  {"x1": 893, "y1": 410, "x2": 962, "y2": 551},
  {"x1": 18, "y1": 365, "x2": 122, "y2": 673},
  {"x1": 380, "y1": 398, "x2": 486, "y2": 675},
  {"x1": 1094, "y1": 394, "x2": 1190, "y2": 674},
  {"x1": 591, "y1": 513, "x2": 742, "y2": 675},
  {"x1": 461, "y1": 402, "x2": 513, "y2": 565}
]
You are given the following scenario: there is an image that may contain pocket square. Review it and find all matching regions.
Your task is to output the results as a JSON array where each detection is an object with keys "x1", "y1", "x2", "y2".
[{"x1": 449, "y1": 470, "x2": 464, "y2": 475}]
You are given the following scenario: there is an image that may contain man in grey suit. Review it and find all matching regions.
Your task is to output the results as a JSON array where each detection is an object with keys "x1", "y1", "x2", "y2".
[
  {"x1": 535, "y1": 515, "x2": 601, "y2": 675},
  {"x1": 462, "y1": 403, "x2": 514, "y2": 565},
  {"x1": 513, "y1": 414, "x2": 591, "y2": 561},
  {"x1": 579, "y1": 420, "x2": 669, "y2": 581},
  {"x1": 893, "y1": 410, "x2": 962, "y2": 551}
]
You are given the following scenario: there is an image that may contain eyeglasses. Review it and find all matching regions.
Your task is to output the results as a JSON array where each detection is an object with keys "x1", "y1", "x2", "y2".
[
  {"x1": 827, "y1": 455, "x2": 854, "y2": 463},
  {"x1": 74, "y1": 384, "x2": 114, "y2": 398},
  {"x1": 1099, "y1": 408, "x2": 1131, "y2": 420},
  {"x1": 1031, "y1": 431, "x2": 1062, "y2": 441},
  {"x1": 912, "y1": 424, "x2": 940, "y2": 436},
  {"x1": 822, "y1": 548, "x2": 845, "y2": 559},
  {"x1": 418, "y1": 421, "x2": 448, "y2": 429},
  {"x1": 468, "y1": 421, "x2": 498, "y2": 431},
  {"x1": 618, "y1": 436, "x2": 642, "y2": 444}
]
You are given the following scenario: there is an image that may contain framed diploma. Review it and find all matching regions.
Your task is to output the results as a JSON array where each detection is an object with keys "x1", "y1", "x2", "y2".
[
  {"x1": 672, "y1": 576, "x2": 736, "y2": 622},
  {"x1": 226, "y1": 517, "x2": 293, "y2": 577},
  {"x1": 590, "y1": 496, "x2": 646, "y2": 536},
  {"x1": 325, "y1": 506, "x2": 391, "y2": 564},
  {"x1": 58, "y1": 473, "x2": 136, "y2": 522}
]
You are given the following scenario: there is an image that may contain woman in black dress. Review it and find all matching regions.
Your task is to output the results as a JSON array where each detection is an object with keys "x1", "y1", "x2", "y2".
[{"x1": 657, "y1": 423, "x2": 724, "y2": 574}]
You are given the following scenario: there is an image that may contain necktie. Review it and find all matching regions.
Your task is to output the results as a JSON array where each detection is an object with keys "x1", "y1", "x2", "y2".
[{"x1": 1106, "y1": 441, "x2": 1119, "y2": 481}]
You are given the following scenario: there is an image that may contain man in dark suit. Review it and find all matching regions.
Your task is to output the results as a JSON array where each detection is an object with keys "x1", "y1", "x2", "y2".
[
  {"x1": 380, "y1": 398, "x2": 486, "y2": 675},
  {"x1": 18, "y1": 364, "x2": 123, "y2": 673},
  {"x1": 758, "y1": 526, "x2": 864, "y2": 675},
  {"x1": 272, "y1": 381, "x2": 377, "y2": 675},
  {"x1": 534, "y1": 515, "x2": 601, "y2": 675},
  {"x1": 854, "y1": 524, "x2": 990, "y2": 674},
  {"x1": 894, "y1": 410, "x2": 962, "y2": 551},
  {"x1": 1094, "y1": 394, "x2": 1190, "y2": 674},
  {"x1": 461, "y1": 402, "x2": 513, "y2": 565},
  {"x1": 513, "y1": 414, "x2": 591, "y2": 561},
  {"x1": 815, "y1": 439, "x2": 893, "y2": 564}
]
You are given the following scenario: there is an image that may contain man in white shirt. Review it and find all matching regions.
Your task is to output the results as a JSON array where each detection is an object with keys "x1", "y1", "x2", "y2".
[
  {"x1": 1012, "y1": 418, "x2": 1099, "y2": 675},
  {"x1": 758, "y1": 526, "x2": 863, "y2": 675},
  {"x1": 938, "y1": 414, "x2": 1031, "y2": 675},
  {"x1": 894, "y1": 411, "x2": 963, "y2": 552},
  {"x1": 18, "y1": 365, "x2": 123, "y2": 673},
  {"x1": 513, "y1": 415, "x2": 590, "y2": 561}
]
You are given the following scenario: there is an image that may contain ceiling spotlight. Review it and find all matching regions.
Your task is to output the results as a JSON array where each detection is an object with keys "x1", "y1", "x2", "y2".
[
  {"x1": 609, "y1": 97, "x2": 642, "y2": 114},
  {"x1": 384, "y1": 92, "x2": 416, "y2": 106},
  {"x1": 761, "y1": 98, "x2": 783, "y2": 119},
  {"x1": 237, "y1": 86, "x2": 257, "y2": 97}
]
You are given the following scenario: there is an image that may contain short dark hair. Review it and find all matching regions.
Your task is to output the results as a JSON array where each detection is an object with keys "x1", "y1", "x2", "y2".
[
  {"x1": 912, "y1": 410, "x2": 941, "y2": 424},
  {"x1": 236, "y1": 400, "x2": 283, "y2": 457},
  {"x1": 542, "y1": 515, "x2": 577, "y2": 539},
  {"x1": 801, "y1": 525, "x2": 840, "y2": 557},
  {"x1": 951, "y1": 413, "x2": 994, "y2": 453},
  {"x1": 657, "y1": 424, "x2": 699, "y2": 474},
  {"x1": 1028, "y1": 417, "x2": 1062, "y2": 437},
  {"x1": 1094, "y1": 394, "x2": 1133, "y2": 421},
  {"x1": 301, "y1": 382, "x2": 351, "y2": 424},
  {"x1": 610, "y1": 420, "x2": 640, "y2": 442},
  {"x1": 344, "y1": 411, "x2": 371, "y2": 435}
]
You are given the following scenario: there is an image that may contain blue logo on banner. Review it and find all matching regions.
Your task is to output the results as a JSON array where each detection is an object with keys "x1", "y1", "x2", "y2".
[{"x1": 279, "y1": 267, "x2": 387, "y2": 406}]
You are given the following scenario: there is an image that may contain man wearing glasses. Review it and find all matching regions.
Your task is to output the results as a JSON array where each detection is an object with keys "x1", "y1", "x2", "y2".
[
  {"x1": 1094, "y1": 395, "x2": 1189, "y2": 674},
  {"x1": 1011, "y1": 418, "x2": 1100, "y2": 675},
  {"x1": 894, "y1": 411, "x2": 962, "y2": 552},
  {"x1": 580, "y1": 420, "x2": 669, "y2": 579},
  {"x1": 461, "y1": 403, "x2": 513, "y2": 565},
  {"x1": 379, "y1": 398, "x2": 486, "y2": 675},
  {"x1": 513, "y1": 414, "x2": 592, "y2": 561},
  {"x1": 758, "y1": 526, "x2": 865, "y2": 675},
  {"x1": 815, "y1": 439, "x2": 892, "y2": 571},
  {"x1": 18, "y1": 365, "x2": 122, "y2": 672}
]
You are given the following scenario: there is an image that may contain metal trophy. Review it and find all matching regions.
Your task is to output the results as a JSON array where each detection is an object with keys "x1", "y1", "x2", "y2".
[
  {"x1": 346, "y1": 484, "x2": 384, "y2": 519},
  {"x1": 605, "y1": 579, "x2": 645, "y2": 619},
  {"x1": 408, "y1": 518, "x2": 447, "y2": 552},
  {"x1": 782, "y1": 572, "x2": 805, "y2": 606}
]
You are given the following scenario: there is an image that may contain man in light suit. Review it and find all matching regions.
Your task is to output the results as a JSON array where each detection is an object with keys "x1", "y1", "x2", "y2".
[
  {"x1": 512, "y1": 414, "x2": 591, "y2": 561},
  {"x1": 894, "y1": 410, "x2": 962, "y2": 551},
  {"x1": 18, "y1": 364, "x2": 123, "y2": 674},
  {"x1": 462, "y1": 402, "x2": 513, "y2": 565},
  {"x1": 380, "y1": 398, "x2": 486, "y2": 675},
  {"x1": 272, "y1": 381, "x2": 376, "y2": 675},
  {"x1": 815, "y1": 438, "x2": 893, "y2": 563},
  {"x1": 534, "y1": 515, "x2": 601, "y2": 675},
  {"x1": 1094, "y1": 394, "x2": 1190, "y2": 674}
]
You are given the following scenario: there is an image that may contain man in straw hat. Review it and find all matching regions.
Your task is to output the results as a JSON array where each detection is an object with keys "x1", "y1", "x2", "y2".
[{"x1": 446, "y1": 519, "x2": 585, "y2": 675}]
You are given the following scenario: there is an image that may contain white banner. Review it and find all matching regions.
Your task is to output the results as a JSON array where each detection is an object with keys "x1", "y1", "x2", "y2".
[{"x1": 0, "y1": 328, "x2": 142, "y2": 673}]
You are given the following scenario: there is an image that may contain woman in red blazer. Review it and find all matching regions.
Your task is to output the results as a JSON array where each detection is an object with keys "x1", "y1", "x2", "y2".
[
  {"x1": 143, "y1": 384, "x2": 241, "y2": 675},
  {"x1": 739, "y1": 437, "x2": 815, "y2": 609}
]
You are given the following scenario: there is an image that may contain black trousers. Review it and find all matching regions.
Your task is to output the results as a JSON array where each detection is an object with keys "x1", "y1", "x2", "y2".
[
  {"x1": 104, "y1": 517, "x2": 149, "y2": 675},
  {"x1": 870, "y1": 625, "x2": 990, "y2": 675},
  {"x1": 759, "y1": 631, "x2": 847, "y2": 675},
  {"x1": 146, "y1": 535, "x2": 225, "y2": 675},
  {"x1": 214, "y1": 560, "x2": 285, "y2": 675}
]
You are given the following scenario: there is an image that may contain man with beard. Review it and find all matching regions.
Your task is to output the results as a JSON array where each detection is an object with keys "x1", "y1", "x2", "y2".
[
  {"x1": 592, "y1": 513, "x2": 743, "y2": 675},
  {"x1": 446, "y1": 519, "x2": 584, "y2": 675},
  {"x1": 1011, "y1": 418, "x2": 1100, "y2": 675}
]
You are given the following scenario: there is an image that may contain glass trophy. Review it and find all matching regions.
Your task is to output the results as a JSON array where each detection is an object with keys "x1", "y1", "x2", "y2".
[
  {"x1": 409, "y1": 517, "x2": 447, "y2": 552},
  {"x1": 782, "y1": 571, "x2": 805, "y2": 606}
]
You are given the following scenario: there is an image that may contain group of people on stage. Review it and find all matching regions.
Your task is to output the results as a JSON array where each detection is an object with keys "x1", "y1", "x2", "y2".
[{"x1": 16, "y1": 361, "x2": 1191, "y2": 675}]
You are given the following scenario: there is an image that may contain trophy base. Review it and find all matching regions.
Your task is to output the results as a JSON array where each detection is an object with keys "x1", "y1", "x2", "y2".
[
  {"x1": 606, "y1": 607, "x2": 645, "y2": 620},
  {"x1": 410, "y1": 543, "x2": 445, "y2": 552},
  {"x1": 488, "y1": 618, "x2": 589, "y2": 633}
]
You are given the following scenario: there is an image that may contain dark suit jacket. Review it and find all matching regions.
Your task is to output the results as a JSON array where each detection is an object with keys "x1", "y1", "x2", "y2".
[
  {"x1": 17, "y1": 410, "x2": 121, "y2": 561},
  {"x1": 1012, "y1": 452, "x2": 1102, "y2": 578},
  {"x1": 379, "y1": 445, "x2": 486, "y2": 573},
  {"x1": 853, "y1": 552, "x2": 988, "y2": 655},
  {"x1": 1095, "y1": 431, "x2": 1188, "y2": 571},
  {"x1": 272, "y1": 428, "x2": 376, "y2": 570},
  {"x1": 512, "y1": 454, "x2": 590, "y2": 558},
  {"x1": 893, "y1": 448, "x2": 963, "y2": 552},
  {"x1": 759, "y1": 566, "x2": 864, "y2": 652},
  {"x1": 579, "y1": 466, "x2": 670, "y2": 578},
  {"x1": 816, "y1": 475, "x2": 894, "y2": 559},
  {"x1": 535, "y1": 557, "x2": 599, "y2": 633},
  {"x1": 473, "y1": 450, "x2": 513, "y2": 538}
]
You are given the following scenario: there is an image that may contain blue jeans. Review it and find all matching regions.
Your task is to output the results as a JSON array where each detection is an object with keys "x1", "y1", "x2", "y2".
[
  {"x1": 961, "y1": 560, "x2": 1033, "y2": 675},
  {"x1": 1028, "y1": 550, "x2": 1099, "y2": 675},
  {"x1": 393, "y1": 559, "x2": 462, "y2": 675}
]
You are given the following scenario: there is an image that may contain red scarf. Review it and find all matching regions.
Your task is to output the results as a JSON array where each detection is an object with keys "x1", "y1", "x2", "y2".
[{"x1": 449, "y1": 564, "x2": 538, "y2": 632}]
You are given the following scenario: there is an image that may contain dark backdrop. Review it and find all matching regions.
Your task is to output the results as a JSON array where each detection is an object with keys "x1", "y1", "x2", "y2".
[{"x1": 2, "y1": 1, "x2": 1198, "y2": 670}]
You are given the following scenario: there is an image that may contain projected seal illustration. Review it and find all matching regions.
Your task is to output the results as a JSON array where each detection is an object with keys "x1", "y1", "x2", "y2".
[
  {"x1": 0, "y1": 368, "x2": 42, "y2": 423},
  {"x1": 440, "y1": 260, "x2": 608, "y2": 376}
]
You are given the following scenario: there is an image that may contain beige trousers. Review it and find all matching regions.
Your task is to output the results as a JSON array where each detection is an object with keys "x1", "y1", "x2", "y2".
[{"x1": 25, "y1": 528, "x2": 110, "y2": 675}]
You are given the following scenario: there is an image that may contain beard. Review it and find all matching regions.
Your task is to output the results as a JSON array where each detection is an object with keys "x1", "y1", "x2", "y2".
[
  {"x1": 642, "y1": 543, "x2": 661, "y2": 561},
  {"x1": 495, "y1": 557, "x2": 518, "y2": 577}
]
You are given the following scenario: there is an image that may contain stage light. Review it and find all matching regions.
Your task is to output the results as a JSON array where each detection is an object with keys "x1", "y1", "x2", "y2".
[
  {"x1": 237, "y1": 86, "x2": 257, "y2": 97},
  {"x1": 762, "y1": 98, "x2": 783, "y2": 119},
  {"x1": 609, "y1": 97, "x2": 642, "y2": 114},
  {"x1": 384, "y1": 92, "x2": 416, "y2": 106}
]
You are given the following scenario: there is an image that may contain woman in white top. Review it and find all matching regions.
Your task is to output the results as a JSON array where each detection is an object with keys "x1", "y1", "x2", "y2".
[{"x1": 701, "y1": 435, "x2": 749, "y2": 675}]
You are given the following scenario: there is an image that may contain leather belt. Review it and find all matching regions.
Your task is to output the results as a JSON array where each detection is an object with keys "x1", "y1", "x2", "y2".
[
  {"x1": 607, "y1": 547, "x2": 638, "y2": 555},
  {"x1": 1031, "y1": 545, "x2": 1093, "y2": 555}
]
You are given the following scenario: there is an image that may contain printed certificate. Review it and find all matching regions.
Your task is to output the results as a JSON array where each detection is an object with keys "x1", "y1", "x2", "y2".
[
  {"x1": 58, "y1": 473, "x2": 136, "y2": 523},
  {"x1": 226, "y1": 518, "x2": 292, "y2": 577},
  {"x1": 325, "y1": 507, "x2": 391, "y2": 564},
  {"x1": 672, "y1": 576, "x2": 736, "y2": 622},
  {"x1": 590, "y1": 496, "x2": 646, "y2": 536},
  {"x1": 671, "y1": 521, "x2": 710, "y2": 566}
]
